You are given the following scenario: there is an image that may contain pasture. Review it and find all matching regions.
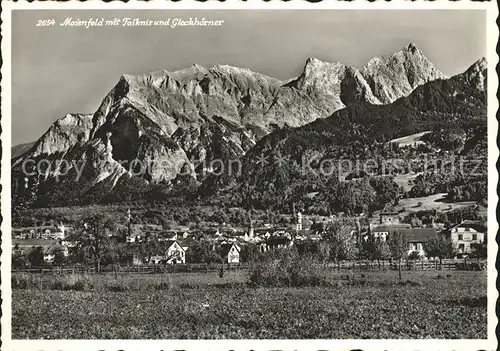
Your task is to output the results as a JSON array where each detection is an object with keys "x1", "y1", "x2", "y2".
[
  {"x1": 398, "y1": 193, "x2": 477, "y2": 213},
  {"x1": 12, "y1": 269, "x2": 487, "y2": 339}
]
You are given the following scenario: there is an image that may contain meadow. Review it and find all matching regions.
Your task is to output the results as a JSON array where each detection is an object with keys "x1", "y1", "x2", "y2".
[
  {"x1": 12, "y1": 269, "x2": 487, "y2": 339},
  {"x1": 398, "y1": 193, "x2": 477, "y2": 213}
]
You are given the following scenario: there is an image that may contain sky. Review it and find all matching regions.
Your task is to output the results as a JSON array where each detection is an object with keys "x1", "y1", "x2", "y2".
[{"x1": 11, "y1": 9, "x2": 486, "y2": 145}]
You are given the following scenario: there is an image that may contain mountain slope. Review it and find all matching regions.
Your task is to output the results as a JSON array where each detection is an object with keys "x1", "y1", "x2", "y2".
[
  {"x1": 230, "y1": 58, "x2": 487, "y2": 211},
  {"x1": 11, "y1": 141, "x2": 36, "y2": 159}
]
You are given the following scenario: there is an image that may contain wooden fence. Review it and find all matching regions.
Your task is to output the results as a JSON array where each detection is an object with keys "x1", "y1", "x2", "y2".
[
  {"x1": 324, "y1": 259, "x2": 486, "y2": 271},
  {"x1": 12, "y1": 259, "x2": 486, "y2": 275}
]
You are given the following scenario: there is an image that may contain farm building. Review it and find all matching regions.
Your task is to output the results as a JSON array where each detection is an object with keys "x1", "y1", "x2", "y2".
[
  {"x1": 403, "y1": 228, "x2": 438, "y2": 256},
  {"x1": 261, "y1": 236, "x2": 293, "y2": 252},
  {"x1": 379, "y1": 203, "x2": 404, "y2": 224},
  {"x1": 370, "y1": 224, "x2": 412, "y2": 241},
  {"x1": 369, "y1": 225, "x2": 437, "y2": 256}
]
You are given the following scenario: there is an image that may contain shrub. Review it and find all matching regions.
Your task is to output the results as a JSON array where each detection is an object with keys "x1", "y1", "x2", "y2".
[
  {"x1": 53, "y1": 275, "x2": 92, "y2": 291},
  {"x1": 455, "y1": 261, "x2": 486, "y2": 271},
  {"x1": 248, "y1": 248, "x2": 329, "y2": 287},
  {"x1": 105, "y1": 280, "x2": 130, "y2": 292},
  {"x1": 12, "y1": 274, "x2": 30, "y2": 289},
  {"x1": 408, "y1": 250, "x2": 423, "y2": 260},
  {"x1": 11, "y1": 273, "x2": 93, "y2": 291}
]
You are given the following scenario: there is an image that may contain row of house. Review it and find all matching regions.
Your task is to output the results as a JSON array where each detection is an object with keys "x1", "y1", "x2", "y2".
[
  {"x1": 13, "y1": 239, "x2": 69, "y2": 263},
  {"x1": 12, "y1": 224, "x2": 67, "y2": 240},
  {"x1": 369, "y1": 203, "x2": 485, "y2": 256},
  {"x1": 13, "y1": 203, "x2": 486, "y2": 265},
  {"x1": 143, "y1": 240, "x2": 241, "y2": 265}
]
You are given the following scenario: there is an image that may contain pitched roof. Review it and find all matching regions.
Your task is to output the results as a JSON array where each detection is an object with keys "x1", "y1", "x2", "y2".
[
  {"x1": 266, "y1": 236, "x2": 291, "y2": 246},
  {"x1": 231, "y1": 231, "x2": 248, "y2": 237},
  {"x1": 402, "y1": 228, "x2": 437, "y2": 242},
  {"x1": 12, "y1": 239, "x2": 60, "y2": 247},
  {"x1": 450, "y1": 220, "x2": 486, "y2": 233},
  {"x1": 372, "y1": 224, "x2": 412, "y2": 232},
  {"x1": 220, "y1": 243, "x2": 240, "y2": 257},
  {"x1": 165, "y1": 240, "x2": 185, "y2": 251},
  {"x1": 372, "y1": 226, "x2": 436, "y2": 242},
  {"x1": 178, "y1": 237, "x2": 198, "y2": 248}
]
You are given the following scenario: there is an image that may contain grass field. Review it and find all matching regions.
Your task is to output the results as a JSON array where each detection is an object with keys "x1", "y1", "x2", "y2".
[
  {"x1": 393, "y1": 172, "x2": 420, "y2": 192},
  {"x1": 399, "y1": 193, "x2": 477, "y2": 213},
  {"x1": 12, "y1": 270, "x2": 487, "y2": 339},
  {"x1": 389, "y1": 131, "x2": 431, "y2": 146}
]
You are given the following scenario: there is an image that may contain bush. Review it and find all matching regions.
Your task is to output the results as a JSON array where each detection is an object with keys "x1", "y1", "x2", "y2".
[
  {"x1": 11, "y1": 274, "x2": 93, "y2": 291},
  {"x1": 248, "y1": 248, "x2": 329, "y2": 287},
  {"x1": 51, "y1": 275, "x2": 92, "y2": 291},
  {"x1": 105, "y1": 280, "x2": 130, "y2": 292},
  {"x1": 408, "y1": 250, "x2": 423, "y2": 260},
  {"x1": 455, "y1": 261, "x2": 486, "y2": 271}
]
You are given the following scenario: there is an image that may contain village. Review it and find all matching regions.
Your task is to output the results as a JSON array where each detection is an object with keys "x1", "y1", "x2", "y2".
[{"x1": 11, "y1": 203, "x2": 486, "y2": 268}]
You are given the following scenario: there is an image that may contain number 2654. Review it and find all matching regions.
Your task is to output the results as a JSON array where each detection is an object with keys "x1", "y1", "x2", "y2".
[{"x1": 36, "y1": 19, "x2": 56, "y2": 27}]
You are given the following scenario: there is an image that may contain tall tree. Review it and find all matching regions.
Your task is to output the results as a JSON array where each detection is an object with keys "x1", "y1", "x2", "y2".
[
  {"x1": 68, "y1": 213, "x2": 117, "y2": 273},
  {"x1": 186, "y1": 242, "x2": 221, "y2": 264},
  {"x1": 322, "y1": 221, "x2": 356, "y2": 263},
  {"x1": 388, "y1": 231, "x2": 408, "y2": 280},
  {"x1": 424, "y1": 236, "x2": 457, "y2": 269},
  {"x1": 52, "y1": 247, "x2": 67, "y2": 266},
  {"x1": 318, "y1": 241, "x2": 331, "y2": 267},
  {"x1": 362, "y1": 235, "x2": 391, "y2": 270},
  {"x1": 27, "y1": 246, "x2": 45, "y2": 267}
]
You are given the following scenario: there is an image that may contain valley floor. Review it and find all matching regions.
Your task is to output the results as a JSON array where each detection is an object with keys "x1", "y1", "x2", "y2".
[{"x1": 12, "y1": 270, "x2": 487, "y2": 339}]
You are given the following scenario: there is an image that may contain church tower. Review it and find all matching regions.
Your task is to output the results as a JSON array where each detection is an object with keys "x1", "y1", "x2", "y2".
[
  {"x1": 248, "y1": 210, "x2": 254, "y2": 238},
  {"x1": 296, "y1": 210, "x2": 303, "y2": 231}
]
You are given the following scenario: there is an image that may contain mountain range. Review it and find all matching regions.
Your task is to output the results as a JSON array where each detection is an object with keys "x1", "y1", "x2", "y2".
[
  {"x1": 233, "y1": 56, "x2": 487, "y2": 211},
  {"x1": 11, "y1": 44, "x2": 486, "y2": 208}
]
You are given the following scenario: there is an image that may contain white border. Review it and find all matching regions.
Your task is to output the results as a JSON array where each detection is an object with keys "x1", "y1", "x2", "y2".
[{"x1": 1, "y1": 1, "x2": 498, "y2": 350}]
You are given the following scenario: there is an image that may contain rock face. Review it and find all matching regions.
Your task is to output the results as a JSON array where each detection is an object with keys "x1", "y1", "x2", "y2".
[
  {"x1": 13, "y1": 113, "x2": 93, "y2": 163},
  {"x1": 13, "y1": 44, "x2": 449, "y2": 202},
  {"x1": 362, "y1": 43, "x2": 445, "y2": 104}
]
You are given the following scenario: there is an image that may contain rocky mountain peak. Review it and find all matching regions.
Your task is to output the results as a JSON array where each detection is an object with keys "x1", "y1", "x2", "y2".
[
  {"x1": 462, "y1": 57, "x2": 487, "y2": 92},
  {"x1": 403, "y1": 42, "x2": 420, "y2": 54},
  {"x1": 296, "y1": 58, "x2": 346, "y2": 91},
  {"x1": 468, "y1": 57, "x2": 487, "y2": 72},
  {"x1": 361, "y1": 43, "x2": 445, "y2": 104}
]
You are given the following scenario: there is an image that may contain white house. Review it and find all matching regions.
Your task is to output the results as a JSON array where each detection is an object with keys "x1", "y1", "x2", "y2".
[
  {"x1": 448, "y1": 220, "x2": 485, "y2": 254},
  {"x1": 220, "y1": 243, "x2": 240, "y2": 264},
  {"x1": 43, "y1": 253, "x2": 55, "y2": 263},
  {"x1": 150, "y1": 240, "x2": 186, "y2": 265}
]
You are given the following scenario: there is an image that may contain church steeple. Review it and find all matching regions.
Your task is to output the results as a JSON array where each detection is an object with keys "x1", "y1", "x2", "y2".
[
  {"x1": 127, "y1": 208, "x2": 132, "y2": 240},
  {"x1": 296, "y1": 210, "x2": 303, "y2": 231},
  {"x1": 248, "y1": 209, "x2": 254, "y2": 238}
]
